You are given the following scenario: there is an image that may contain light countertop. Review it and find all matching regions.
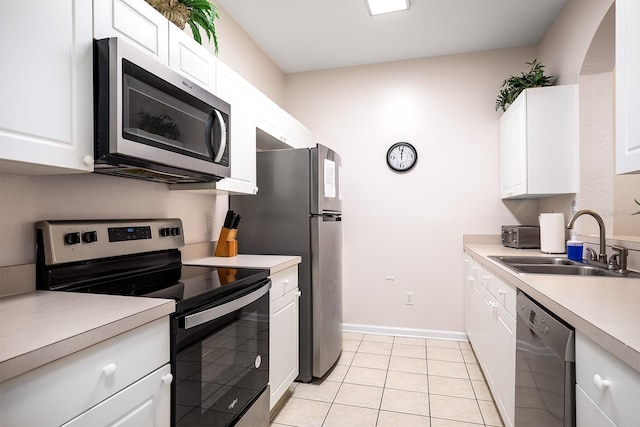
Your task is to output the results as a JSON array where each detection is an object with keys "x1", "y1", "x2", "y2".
[
  {"x1": 0, "y1": 291, "x2": 174, "y2": 383},
  {"x1": 185, "y1": 254, "x2": 302, "y2": 275},
  {"x1": 464, "y1": 244, "x2": 640, "y2": 374}
]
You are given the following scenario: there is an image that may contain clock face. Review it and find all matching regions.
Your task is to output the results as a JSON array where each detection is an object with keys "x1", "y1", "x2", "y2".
[{"x1": 386, "y1": 142, "x2": 417, "y2": 172}]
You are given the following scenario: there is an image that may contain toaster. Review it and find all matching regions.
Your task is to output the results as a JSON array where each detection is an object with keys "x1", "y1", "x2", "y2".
[{"x1": 501, "y1": 225, "x2": 541, "y2": 249}]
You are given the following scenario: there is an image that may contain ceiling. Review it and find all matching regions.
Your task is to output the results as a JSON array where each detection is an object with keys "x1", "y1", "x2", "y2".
[{"x1": 215, "y1": 0, "x2": 568, "y2": 73}]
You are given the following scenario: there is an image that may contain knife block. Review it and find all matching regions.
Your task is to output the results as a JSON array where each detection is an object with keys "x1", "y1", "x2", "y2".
[{"x1": 214, "y1": 227, "x2": 238, "y2": 257}]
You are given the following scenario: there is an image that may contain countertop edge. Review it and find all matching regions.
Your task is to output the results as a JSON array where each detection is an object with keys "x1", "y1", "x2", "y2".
[
  {"x1": 0, "y1": 300, "x2": 174, "y2": 383},
  {"x1": 185, "y1": 255, "x2": 302, "y2": 275},
  {"x1": 463, "y1": 244, "x2": 640, "y2": 374}
]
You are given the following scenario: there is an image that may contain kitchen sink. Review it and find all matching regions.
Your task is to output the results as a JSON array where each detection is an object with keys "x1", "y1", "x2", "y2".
[
  {"x1": 488, "y1": 255, "x2": 640, "y2": 278},
  {"x1": 491, "y1": 256, "x2": 582, "y2": 266}
]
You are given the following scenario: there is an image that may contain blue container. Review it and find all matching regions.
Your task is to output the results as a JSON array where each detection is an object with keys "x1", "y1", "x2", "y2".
[{"x1": 567, "y1": 240, "x2": 584, "y2": 262}]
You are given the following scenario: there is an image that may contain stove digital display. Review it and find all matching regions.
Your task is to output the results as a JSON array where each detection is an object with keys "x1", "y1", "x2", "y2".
[{"x1": 108, "y1": 226, "x2": 152, "y2": 242}]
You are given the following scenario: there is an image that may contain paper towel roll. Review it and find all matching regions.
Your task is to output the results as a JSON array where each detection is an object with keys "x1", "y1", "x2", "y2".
[{"x1": 539, "y1": 213, "x2": 566, "y2": 253}]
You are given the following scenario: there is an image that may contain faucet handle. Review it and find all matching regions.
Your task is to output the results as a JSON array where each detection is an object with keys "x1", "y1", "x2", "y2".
[
  {"x1": 611, "y1": 245, "x2": 629, "y2": 271},
  {"x1": 584, "y1": 247, "x2": 597, "y2": 261}
]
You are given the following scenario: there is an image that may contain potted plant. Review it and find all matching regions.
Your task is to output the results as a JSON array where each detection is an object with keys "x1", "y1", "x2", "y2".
[
  {"x1": 495, "y1": 59, "x2": 556, "y2": 111},
  {"x1": 146, "y1": 0, "x2": 219, "y2": 53}
]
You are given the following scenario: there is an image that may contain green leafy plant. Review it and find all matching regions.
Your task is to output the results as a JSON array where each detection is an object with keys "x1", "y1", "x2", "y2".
[
  {"x1": 495, "y1": 59, "x2": 556, "y2": 111},
  {"x1": 146, "y1": 0, "x2": 219, "y2": 52}
]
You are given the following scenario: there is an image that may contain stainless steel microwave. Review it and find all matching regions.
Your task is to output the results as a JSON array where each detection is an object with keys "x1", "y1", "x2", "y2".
[{"x1": 93, "y1": 37, "x2": 230, "y2": 184}]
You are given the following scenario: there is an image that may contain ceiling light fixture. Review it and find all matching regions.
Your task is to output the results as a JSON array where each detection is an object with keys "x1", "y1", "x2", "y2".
[{"x1": 366, "y1": 0, "x2": 410, "y2": 16}]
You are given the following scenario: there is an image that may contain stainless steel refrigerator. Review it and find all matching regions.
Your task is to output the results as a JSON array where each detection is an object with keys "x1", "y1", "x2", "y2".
[{"x1": 231, "y1": 144, "x2": 343, "y2": 382}]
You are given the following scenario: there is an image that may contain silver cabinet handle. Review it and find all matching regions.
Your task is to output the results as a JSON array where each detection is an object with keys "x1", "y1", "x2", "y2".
[{"x1": 184, "y1": 281, "x2": 270, "y2": 329}]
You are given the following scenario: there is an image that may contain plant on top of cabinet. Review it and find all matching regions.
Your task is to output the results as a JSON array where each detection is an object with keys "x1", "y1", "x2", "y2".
[
  {"x1": 495, "y1": 59, "x2": 556, "y2": 112},
  {"x1": 146, "y1": 0, "x2": 219, "y2": 51}
]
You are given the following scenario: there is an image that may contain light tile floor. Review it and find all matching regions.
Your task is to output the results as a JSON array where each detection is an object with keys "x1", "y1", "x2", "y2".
[{"x1": 270, "y1": 333, "x2": 504, "y2": 427}]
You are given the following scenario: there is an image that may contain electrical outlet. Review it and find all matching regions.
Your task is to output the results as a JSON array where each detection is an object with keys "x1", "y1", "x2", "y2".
[
  {"x1": 204, "y1": 215, "x2": 212, "y2": 234},
  {"x1": 405, "y1": 291, "x2": 414, "y2": 305}
]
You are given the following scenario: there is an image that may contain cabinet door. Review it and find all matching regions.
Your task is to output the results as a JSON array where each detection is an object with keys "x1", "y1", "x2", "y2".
[
  {"x1": 93, "y1": 0, "x2": 169, "y2": 63},
  {"x1": 616, "y1": 0, "x2": 640, "y2": 174},
  {"x1": 215, "y1": 60, "x2": 259, "y2": 194},
  {"x1": 576, "y1": 385, "x2": 617, "y2": 427},
  {"x1": 495, "y1": 305, "x2": 516, "y2": 427},
  {"x1": 168, "y1": 24, "x2": 216, "y2": 92},
  {"x1": 0, "y1": 0, "x2": 94, "y2": 174},
  {"x1": 269, "y1": 287, "x2": 300, "y2": 410},
  {"x1": 499, "y1": 93, "x2": 527, "y2": 198},
  {"x1": 62, "y1": 364, "x2": 172, "y2": 427}
]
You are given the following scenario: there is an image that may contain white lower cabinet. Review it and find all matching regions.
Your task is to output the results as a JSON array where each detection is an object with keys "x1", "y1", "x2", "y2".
[
  {"x1": 463, "y1": 254, "x2": 515, "y2": 427},
  {"x1": 269, "y1": 266, "x2": 300, "y2": 410},
  {"x1": 575, "y1": 332, "x2": 640, "y2": 426},
  {"x1": 62, "y1": 364, "x2": 172, "y2": 427},
  {"x1": 0, "y1": 317, "x2": 171, "y2": 427},
  {"x1": 576, "y1": 384, "x2": 616, "y2": 427}
]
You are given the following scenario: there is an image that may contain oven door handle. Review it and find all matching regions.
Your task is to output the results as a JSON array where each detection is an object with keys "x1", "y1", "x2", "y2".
[{"x1": 184, "y1": 281, "x2": 270, "y2": 329}]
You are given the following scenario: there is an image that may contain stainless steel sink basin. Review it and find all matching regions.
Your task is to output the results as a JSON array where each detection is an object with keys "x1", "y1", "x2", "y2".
[
  {"x1": 488, "y1": 255, "x2": 640, "y2": 278},
  {"x1": 491, "y1": 256, "x2": 582, "y2": 266}
]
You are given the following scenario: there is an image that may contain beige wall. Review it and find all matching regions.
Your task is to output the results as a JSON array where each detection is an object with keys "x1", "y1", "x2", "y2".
[
  {"x1": 0, "y1": 174, "x2": 228, "y2": 267},
  {"x1": 284, "y1": 48, "x2": 538, "y2": 332},
  {"x1": 211, "y1": 2, "x2": 286, "y2": 106}
]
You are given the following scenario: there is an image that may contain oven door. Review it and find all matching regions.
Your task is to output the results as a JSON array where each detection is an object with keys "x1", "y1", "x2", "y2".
[{"x1": 173, "y1": 280, "x2": 270, "y2": 427}]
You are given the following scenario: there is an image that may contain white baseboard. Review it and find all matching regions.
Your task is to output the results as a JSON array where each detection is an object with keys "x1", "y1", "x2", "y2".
[{"x1": 343, "y1": 323, "x2": 469, "y2": 342}]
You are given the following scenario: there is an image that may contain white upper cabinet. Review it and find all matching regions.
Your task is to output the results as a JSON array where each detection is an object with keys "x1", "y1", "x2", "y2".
[
  {"x1": 168, "y1": 25, "x2": 216, "y2": 92},
  {"x1": 214, "y1": 60, "x2": 258, "y2": 194},
  {"x1": 0, "y1": 0, "x2": 94, "y2": 175},
  {"x1": 616, "y1": 0, "x2": 640, "y2": 174},
  {"x1": 500, "y1": 85, "x2": 578, "y2": 199},
  {"x1": 256, "y1": 93, "x2": 314, "y2": 149},
  {"x1": 93, "y1": 0, "x2": 169, "y2": 64}
]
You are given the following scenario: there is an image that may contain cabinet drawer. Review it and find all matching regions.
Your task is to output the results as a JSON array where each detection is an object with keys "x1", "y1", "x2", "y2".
[
  {"x1": 488, "y1": 278, "x2": 516, "y2": 318},
  {"x1": 477, "y1": 265, "x2": 493, "y2": 288},
  {"x1": 62, "y1": 364, "x2": 172, "y2": 427},
  {"x1": 269, "y1": 266, "x2": 299, "y2": 301},
  {"x1": 0, "y1": 317, "x2": 170, "y2": 427},
  {"x1": 576, "y1": 332, "x2": 640, "y2": 427}
]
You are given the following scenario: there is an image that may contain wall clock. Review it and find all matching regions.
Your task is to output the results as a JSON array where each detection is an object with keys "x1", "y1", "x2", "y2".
[{"x1": 386, "y1": 142, "x2": 417, "y2": 172}]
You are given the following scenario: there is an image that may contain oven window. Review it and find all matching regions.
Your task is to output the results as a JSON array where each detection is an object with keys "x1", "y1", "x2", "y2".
[
  {"x1": 121, "y1": 60, "x2": 212, "y2": 160},
  {"x1": 174, "y1": 291, "x2": 269, "y2": 426}
]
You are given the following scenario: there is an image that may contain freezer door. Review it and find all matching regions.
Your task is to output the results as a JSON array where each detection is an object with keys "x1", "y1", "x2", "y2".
[
  {"x1": 311, "y1": 144, "x2": 342, "y2": 214},
  {"x1": 310, "y1": 213, "x2": 343, "y2": 377}
]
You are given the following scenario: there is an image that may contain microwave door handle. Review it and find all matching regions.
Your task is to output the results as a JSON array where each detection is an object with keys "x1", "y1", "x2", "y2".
[
  {"x1": 212, "y1": 109, "x2": 227, "y2": 163},
  {"x1": 183, "y1": 281, "x2": 270, "y2": 329}
]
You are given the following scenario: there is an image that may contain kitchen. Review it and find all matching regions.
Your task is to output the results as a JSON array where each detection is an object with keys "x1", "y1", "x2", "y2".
[{"x1": 1, "y1": 0, "x2": 640, "y2": 426}]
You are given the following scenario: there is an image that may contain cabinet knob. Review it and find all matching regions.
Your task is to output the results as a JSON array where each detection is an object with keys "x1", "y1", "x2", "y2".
[
  {"x1": 83, "y1": 155, "x2": 95, "y2": 166},
  {"x1": 162, "y1": 373, "x2": 173, "y2": 385},
  {"x1": 296, "y1": 291, "x2": 302, "y2": 297},
  {"x1": 593, "y1": 374, "x2": 611, "y2": 390},
  {"x1": 489, "y1": 301, "x2": 499, "y2": 308},
  {"x1": 483, "y1": 275, "x2": 490, "y2": 280},
  {"x1": 283, "y1": 279, "x2": 289, "y2": 285},
  {"x1": 498, "y1": 289, "x2": 506, "y2": 295},
  {"x1": 102, "y1": 363, "x2": 117, "y2": 378}
]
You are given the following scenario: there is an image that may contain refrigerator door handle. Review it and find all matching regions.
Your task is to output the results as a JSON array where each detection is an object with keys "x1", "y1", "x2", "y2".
[{"x1": 310, "y1": 213, "x2": 342, "y2": 220}]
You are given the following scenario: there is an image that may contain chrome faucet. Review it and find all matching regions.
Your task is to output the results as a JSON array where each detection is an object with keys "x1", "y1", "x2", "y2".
[{"x1": 566, "y1": 209, "x2": 608, "y2": 264}]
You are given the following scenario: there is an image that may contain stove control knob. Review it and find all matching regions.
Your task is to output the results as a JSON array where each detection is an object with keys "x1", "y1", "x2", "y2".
[
  {"x1": 82, "y1": 231, "x2": 98, "y2": 243},
  {"x1": 171, "y1": 227, "x2": 181, "y2": 236},
  {"x1": 160, "y1": 227, "x2": 171, "y2": 237},
  {"x1": 64, "y1": 232, "x2": 81, "y2": 245}
]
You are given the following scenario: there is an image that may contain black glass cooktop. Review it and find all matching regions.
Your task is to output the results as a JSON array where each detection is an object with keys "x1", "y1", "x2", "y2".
[{"x1": 38, "y1": 249, "x2": 269, "y2": 313}]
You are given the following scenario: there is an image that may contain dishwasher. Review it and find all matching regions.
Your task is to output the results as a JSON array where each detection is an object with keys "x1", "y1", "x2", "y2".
[{"x1": 515, "y1": 290, "x2": 575, "y2": 427}]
